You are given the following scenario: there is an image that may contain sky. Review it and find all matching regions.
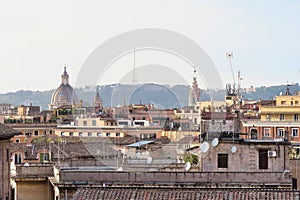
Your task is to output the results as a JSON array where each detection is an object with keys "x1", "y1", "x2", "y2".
[{"x1": 0, "y1": 0, "x2": 300, "y2": 93}]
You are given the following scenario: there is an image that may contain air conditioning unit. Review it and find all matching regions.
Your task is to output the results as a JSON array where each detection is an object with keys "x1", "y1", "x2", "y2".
[{"x1": 268, "y1": 150, "x2": 277, "y2": 157}]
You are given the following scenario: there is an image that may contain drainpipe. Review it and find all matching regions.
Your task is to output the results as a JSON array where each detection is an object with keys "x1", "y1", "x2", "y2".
[
  {"x1": 65, "y1": 188, "x2": 67, "y2": 200},
  {"x1": 284, "y1": 145, "x2": 286, "y2": 171}
]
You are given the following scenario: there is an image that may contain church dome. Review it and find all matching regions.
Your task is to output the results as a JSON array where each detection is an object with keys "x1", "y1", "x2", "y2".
[{"x1": 50, "y1": 67, "x2": 77, "y2": 110}]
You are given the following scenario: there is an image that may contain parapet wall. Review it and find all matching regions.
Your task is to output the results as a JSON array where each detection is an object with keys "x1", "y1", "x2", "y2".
[
  {"x1": 15, "y1": 164, "x2": 54, "y2": 178},
  {"x1": 59, "y1": 170, "x2": 292, "y2": 188}
]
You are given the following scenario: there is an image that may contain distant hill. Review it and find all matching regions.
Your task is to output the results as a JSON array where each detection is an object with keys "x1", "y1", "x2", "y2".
[
  {"x1": 241, "y1": 83, "x2": 300, "y2": 100},
  {"x1": 0, "y1": 83, "x2": 298, "y2": 110}
]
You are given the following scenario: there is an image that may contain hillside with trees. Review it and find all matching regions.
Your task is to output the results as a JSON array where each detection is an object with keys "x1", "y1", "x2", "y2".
[{"x1": 0, "y1": 83, "x2": 298, "y2": 110}]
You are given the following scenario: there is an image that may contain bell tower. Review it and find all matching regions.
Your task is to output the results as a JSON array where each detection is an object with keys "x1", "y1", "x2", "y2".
[{"x1": 188, "y1": 67, "x2": 200, "y2": 106}]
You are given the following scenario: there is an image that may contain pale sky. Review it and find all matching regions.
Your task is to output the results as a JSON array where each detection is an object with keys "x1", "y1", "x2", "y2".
[{"x1": 0, "y1": 0, "x2": 299, "y2": 93}]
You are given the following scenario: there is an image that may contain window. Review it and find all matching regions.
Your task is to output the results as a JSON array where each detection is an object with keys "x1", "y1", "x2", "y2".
[
  {"x1": 69, "y1": 132, "x2": 73, "y2": 136},
  {"x1": 44, "y1": 153, "x2": 49, "y2": 161},
  {"x1": 61, "y1": 132, "x2": 64, "y2": 136},
  {"x1": 217, "y1": 154, "x2": 228, "y2": 168},
  {"x1": 83, "y1": 121, "x2": 87, "y2": 126},
  {"x1": 79, "y1": 132, "x2": 83, "y2": 136},
  {"x1": 250, "y1": 129, "x2": 258, "y2": 139},
  {"x1": 34, "y1": 130, "x2": 39, "y2": 136},
  {"x1": 88, "y1": 132, "x2": 92, "y2": 137},
  {"x1": 277, "y1": 128, "x2": 284, "y2": 137},
  {"x1": 149, "y1": 133, "x2": 157, "y2": 139},
  {"x1": 43, "y1": 130, "x2": 47, "y2": 135},
  {"x1": 263, "y1": 128, "x2": 270, "y2": 137},
  {"x1": 25, "y1": 132, "x2": 31, "y2": 137},
  {"x1": 14, "y1": 153, "x2": 22, "y2": 164},
  {"x1": 40, "y1": 153, "x2": 50, "y2": 163},
  {"x1": 294, "y1": 114, "x2": 299, "y2": 122},
  {"x1": 292, "y1": 128, "x2": 299, "y2": 137},
  {"x1": 49, "y1": 130, "x2": 53, "y2": 135},
  {"x1": 97, "y1": 132, "x2": 102, "y2": 137},
  {"x1": 116, "y1": 132, "x2": 120, "y2": 137},
  {"x1": 291, "y1": 101, "x2": 294, "y2": 106},
  {"x1": 92, "y1": 120, "x2": 96, "y2": 126},
  {"x1": 259, "y1": 149, "x2": 268, "y2": 169},
  {"x1": 280, "y1": 114, "x2": 285, "y2": 121},
  {"x1": 106, "y1": 132, "x2": 111, "y2": 137},
  {"x1": 296, "y1": 101, "x2": 299, "y2": 105},
  {"x1": 281, "y1": 101, "x2": 286, "y2": 105},
  {"x1": 266, "y1": 114, "x2": 271, "y2": 121},
  {"x1": 15, "y1": 139, "x2": 20, "y2": 143}
]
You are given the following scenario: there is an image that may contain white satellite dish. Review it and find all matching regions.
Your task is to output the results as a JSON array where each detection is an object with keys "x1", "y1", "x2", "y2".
[
  {"x1": 23, "y1": 163, "x2": 30, "y2": 167},
  {"x1": 212, "y1": 138, "x2": 219, "y2": 147},
  {"x1": 136, "y1": 152, "x2": 141, "y2": 158},
  {"x1": 231, "y1": 146, "x2": 237, "y2": 154},
  {"x1": 146, "y1": 156, "x2": 152, "y2": 164},
  {"x1": 200, "y1": 142, "x2": 209, "y2": 153},
  {"x1": 184, "y1": 161, "x2": 191, "y2": 171}
]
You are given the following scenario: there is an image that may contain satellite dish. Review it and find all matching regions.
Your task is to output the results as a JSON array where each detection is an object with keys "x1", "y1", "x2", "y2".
[
  {"x1": 231, "y1": 146, "x2": 237, "y2": 154},
  {"x1": 136, "y1": 152, "x2": 141, "y2": 158},
  {"x1": 184, "y1": 161, "x2": 191, "y2": 171},
  {"x1": 212, "y1": 138, "x2": 219, "y2": 147},
  {"x1": 146, "y1": 156, "x2": 152, "y2": 164},
  {"x1": 23, "y1": 163, "x2": 30, "y2": 167},
  {"x1": 200, "y1": 142, "x2": 209, "y2": 153}
]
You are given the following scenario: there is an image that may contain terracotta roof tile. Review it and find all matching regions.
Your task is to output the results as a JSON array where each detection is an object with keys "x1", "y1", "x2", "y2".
[
  {"x1": 0, "y1": 123, "x2": 20, "y2": 140},
  {"x1": 71, "y1": 188, "x2": 300, "y2": 200}
]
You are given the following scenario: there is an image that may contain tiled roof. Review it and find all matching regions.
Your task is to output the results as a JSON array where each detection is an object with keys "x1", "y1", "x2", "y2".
[
  {"x1": 11, "y1": 136, "x2": 121, "y2": 164},
  {"x1": 0, "y1": 123, "x2": 20, "y2": 140},
  {"x1": 177, "y1": 135, "x2": 196, "y2": 144},
  {"x1": 50, "y1": 139, "x2": 120, "y2": 160},
  {"x1": 109, "y1": 135, "x2": 139, "y2": 145},
  {"x1": 72, "y1": 188, "x2": 300, "y2": 200}
]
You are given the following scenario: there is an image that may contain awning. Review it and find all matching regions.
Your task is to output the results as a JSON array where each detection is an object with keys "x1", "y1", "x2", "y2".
[{"x1": 126, "y1": 141, "x2": 153, "y2": 147}]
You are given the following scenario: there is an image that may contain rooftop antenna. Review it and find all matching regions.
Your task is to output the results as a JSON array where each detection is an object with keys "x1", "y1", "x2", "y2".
[
  {"x1": 132, "y1": 48, "x2": 137, "y2": 84},
  {"x1": 226, "y1": 52, "x2": 236, "y2": 90},
  {"x1": 226, "y1": 52, "x2": 242, "y2": 133},
  {"x1": 237, "y1": 71, "x2": 242, "y2": 97}
]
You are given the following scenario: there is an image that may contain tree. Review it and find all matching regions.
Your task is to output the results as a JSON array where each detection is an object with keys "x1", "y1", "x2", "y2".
[{"x1": 183, "y1": 153, "x2": 198, "y2": 165}]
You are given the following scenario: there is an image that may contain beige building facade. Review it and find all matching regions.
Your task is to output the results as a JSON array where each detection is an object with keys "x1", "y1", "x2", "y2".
[{"x1": 242, "y1": 91, "x2": 300, "y2": 143}]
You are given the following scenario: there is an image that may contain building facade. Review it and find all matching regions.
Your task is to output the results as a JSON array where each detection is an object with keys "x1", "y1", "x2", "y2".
[
  {"x1": 0, "y1": 123, "x2": 20, "y2": 200},
  {"x1": 242, "y1": 90, "x2": 300, "y2": 143}
]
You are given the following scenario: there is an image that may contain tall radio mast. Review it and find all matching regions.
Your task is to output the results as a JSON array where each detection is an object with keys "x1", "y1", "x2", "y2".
[{"x1": 132, "y1": 48, "x2": 137, "y2": 84}]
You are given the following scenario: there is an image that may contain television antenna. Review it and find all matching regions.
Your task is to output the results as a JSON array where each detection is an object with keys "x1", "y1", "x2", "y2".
[
  {"x1": 132, "y1": 47, "x2": 137, "y2": 84},
  {"x1": 226, "y1": 52, "x2": 236, "y2": 88}
]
